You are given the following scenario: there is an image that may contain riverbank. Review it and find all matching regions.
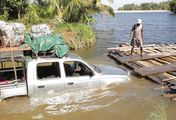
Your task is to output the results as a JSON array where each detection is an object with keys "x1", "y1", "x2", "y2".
[
  {"x1": 54, "y1": 23, "x2": 96, "y2": 50},
  {"x1": 115, "y1": 10, "x2": 171, "y2": 13}
]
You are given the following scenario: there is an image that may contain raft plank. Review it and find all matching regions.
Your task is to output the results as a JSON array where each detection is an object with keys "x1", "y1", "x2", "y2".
[
  {"x1": 134, "y1": 63, "x2": 176, "y2": 76},
  {"x1": 169, "y1": 71, "x2": 176, "y2": 76},
  {"x1": 162, "y1": 77, "x2": 176, "y2": 82},
  {"x1": 147, "y1": 72, "x2": 176, "y2": 84},
  {"x1": 170, "y1": 86, "x2": 176, "y2": 90},
  {"x1": 170, "y1": 56, "x2": 176, "y2": 60},
  {"x1": 162, "y1": 93, "x2": 176, "y2": 98},
  {"x1": 137, "y1": 60, "x2": 155, "y2": 67},
  {"x1": 154, "y1": 58, "x2": 171, "y2": 64},
  {"x1": 147, "y1": 59, "x2": 163, "y2": 65},
  {"x1": 147, "y1": 75, "x2": 164, "y2": 84},
  {"x1": 154, "y1": 48, "x2": 163, "y2": 52},
  {"x1": 117, "y1": 52, "x2": 176, "y2": 63},
  {"x1": 107, "y1": 44, "x2": 176, "y2": 51},
  {"x1": 126, "y1": 61, "x2": 144, "y2": 69},
  {"x1": 146, "y1": 49, "x2": 158, "y2": 53},
  {"x1": 108, "y1": 53, "x2": 123, "y2": 63},
  {"x1": 109, "y1": 53, "x2": 143, "y2": 69},
  {"x1": 161, "y1": 57, "x2": 176, "y2": 63}
]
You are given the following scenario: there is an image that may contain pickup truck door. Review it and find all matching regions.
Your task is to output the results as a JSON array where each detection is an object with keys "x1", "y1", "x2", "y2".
[
  {"x1": 35, "y1": 78, "x2": 64, "y2": 95},
  {"x1": 63, "y1": 61, "x2": 100, "y2": 91},
  {"x1": 65, "y1": 76, "x2": 100, "y2": 91},
  {"x1": 35, "y1": 62, "x2": 64, "y2": 95}
]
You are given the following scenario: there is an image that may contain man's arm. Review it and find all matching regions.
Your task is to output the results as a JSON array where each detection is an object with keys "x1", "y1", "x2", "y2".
[
  {"x1": 141, "y1": 25, "x2": 144, "y2": 41},
  {"x1": 130, "y1": 25, "x2": 135, "y2": 40}
]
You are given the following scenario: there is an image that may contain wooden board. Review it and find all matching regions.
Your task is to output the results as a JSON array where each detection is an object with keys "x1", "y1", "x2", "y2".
[
  {"x1": 117, "y1": 52, "x2": 176, "y2": 63},
  {"x1": 134, "y1": 63, "x2": 176, "y2": 76},
  {"x1": 0, "y1": 51, "x2": 24, "y2": 59},
  {"x1": 0, "y1": 47, "x2": 30, "y2": 52},
  {"x1": 147, "y1": 75, "x2": 164, "y2": 84},
  {"x1": 107, "y1": 44, "x2": 176, "y2": 51}
]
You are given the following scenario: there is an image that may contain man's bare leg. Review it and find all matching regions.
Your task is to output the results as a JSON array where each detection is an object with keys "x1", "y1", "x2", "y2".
[
  {"x1": 140, "y1": 47, "x2": 143, "y2": 57},
  {"x1": 131, "y1": 46, "x2": 134, "y2": 55}
]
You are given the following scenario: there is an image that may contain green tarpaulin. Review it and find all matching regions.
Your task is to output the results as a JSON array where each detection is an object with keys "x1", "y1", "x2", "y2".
[{"x1": 23, "y1": 34, "x2": 69, "y2": 58}]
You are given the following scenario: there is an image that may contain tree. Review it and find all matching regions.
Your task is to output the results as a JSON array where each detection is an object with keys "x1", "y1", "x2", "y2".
[
  {"x1": 118, "y1": 4, "x2": 140, "y2": 10},
  {"x1": 54, "y1": 0, "x2": 114, "y2": 23},
  {"x1": 118, "y1": 1, "x2": 169, "y2": 11},
  {"x1": 0, "y1": 0, "x2": 8, "y2": 20},
  {"x1": 25, "y1": 0, "x2": 114, "y2": 24},
  {"x1": 0, "y1": 0, "x2": 115, "y2": 24},
  {"x1": 6, "y1": 0, "x2": 26, "y2": 19},
  {"x1": 160, "y1": 1, "x2": 170, "y2": 10},
  {"x1": 0, "y1": 0, "x2": 27, "y2": 20},
  {"x1": 169, "y1": 0, "x2": 176, "y2": 13}
]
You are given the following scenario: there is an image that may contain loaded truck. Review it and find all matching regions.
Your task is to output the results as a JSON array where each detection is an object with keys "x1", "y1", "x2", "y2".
[{"x1": 0, "y1": 51, "x2": 129, "y2": 101}]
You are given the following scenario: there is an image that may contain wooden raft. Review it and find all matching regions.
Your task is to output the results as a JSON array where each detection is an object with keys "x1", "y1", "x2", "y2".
[{"x1": 108, "y1": 43, "x2": 176, "y2": 100}]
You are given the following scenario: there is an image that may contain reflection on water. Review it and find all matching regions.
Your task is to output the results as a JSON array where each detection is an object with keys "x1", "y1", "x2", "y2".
[
  {"x1": 0, "y1": 79, "x2": 169, "y2": 120},
  {"x1": 0, "y1": 86, "x2": 132, "y2": 119},
  {"x1": 29, "y1": 86, "x2": 126, "y2": 117}
]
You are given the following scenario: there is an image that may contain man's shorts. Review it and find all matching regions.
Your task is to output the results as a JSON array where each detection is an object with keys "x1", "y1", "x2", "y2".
[{"x1": 131, "y1": 39, "x2": 143, "y2": 47}]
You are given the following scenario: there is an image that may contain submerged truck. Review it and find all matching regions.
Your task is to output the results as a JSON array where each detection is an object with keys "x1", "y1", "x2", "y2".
[{"x1": 0, "y1": 53, "x2": 129, "y2": 101}]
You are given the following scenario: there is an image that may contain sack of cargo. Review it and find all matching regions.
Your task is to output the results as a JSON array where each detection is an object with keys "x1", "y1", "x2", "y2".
[
  {"x1": 0, "y1": 21, "x2": 25, "y2": 47},
  {"x1": 12, "y1": 23, "x2": 25, "y2": 35},
  {"x1": 30, "y1": 24, "x2": 51, "y2": 39}
]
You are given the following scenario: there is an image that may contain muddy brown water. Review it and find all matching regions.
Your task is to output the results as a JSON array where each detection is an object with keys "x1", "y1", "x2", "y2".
[{"x1": 1, "y1": 49, "x2": 175, "y2": 120}]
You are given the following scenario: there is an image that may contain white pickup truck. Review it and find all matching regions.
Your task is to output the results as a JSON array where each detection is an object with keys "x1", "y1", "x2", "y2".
[{"x1": 0, "y1": 54, "x2": 129, "y2": 101}]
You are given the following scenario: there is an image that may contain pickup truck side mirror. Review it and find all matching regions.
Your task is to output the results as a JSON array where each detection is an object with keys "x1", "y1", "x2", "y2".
[{"x1": 87, "y1": 70, "x2": 94, "y2": 77}]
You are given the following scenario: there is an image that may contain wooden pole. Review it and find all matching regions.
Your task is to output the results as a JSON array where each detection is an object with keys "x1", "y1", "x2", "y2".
[{"x1": 9, "y1": 41, "x2": 18, "y2": 81}]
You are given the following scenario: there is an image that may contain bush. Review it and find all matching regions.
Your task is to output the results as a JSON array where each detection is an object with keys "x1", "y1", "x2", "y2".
[
  {"x1": 170, "y1": 0, "x2": 176, "y2": 13},
  {"x1": 54, "y1": 23, "x2": 96, "y2": 50}
]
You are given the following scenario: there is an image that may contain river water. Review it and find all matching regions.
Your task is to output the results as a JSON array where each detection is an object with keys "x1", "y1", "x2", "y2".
[{"x1": 1, "y1": 12, "x2": 176, "y2": 120}]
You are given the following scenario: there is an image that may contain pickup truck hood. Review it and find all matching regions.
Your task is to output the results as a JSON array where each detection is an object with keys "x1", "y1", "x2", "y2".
[{"x1": 94, "y1": 65, "x2": 128, "y2": 76}]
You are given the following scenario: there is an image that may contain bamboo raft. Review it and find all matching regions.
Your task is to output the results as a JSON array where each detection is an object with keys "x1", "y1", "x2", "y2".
[{"x1": 107, "y1": 43, "x2": 176, "y2": 100}]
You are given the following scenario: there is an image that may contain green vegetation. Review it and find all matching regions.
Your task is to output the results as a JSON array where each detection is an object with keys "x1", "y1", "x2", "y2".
[
  {"x1": 135, "y1": 97, "x2": 167, "y2": 120},
  {"x1": 0, "y1": 0, "x2": 114, "y2": 23},
  {"x1": 0, "y1": 0, "x2": 114, "y2": 50},
  {"x1": 54, "y1": 23, "x2": 96, "y2": 50},
  {"x1": 118, "y1": 1, "x2": 170, "y2": 11},
  {"x1": 0, "y1": 0, "x2": 27, "y2": 20},
  {"x1": 144, "y1": 98, "x2": 167, "y2": 120},
  {"x1": 169, "y1": 0, "x2": 176, "y2": 13}
]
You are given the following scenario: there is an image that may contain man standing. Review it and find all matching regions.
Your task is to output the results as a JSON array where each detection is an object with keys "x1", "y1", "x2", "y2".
[{"x1": 130, "y1": 19, "x2": 144, "y2": 57}]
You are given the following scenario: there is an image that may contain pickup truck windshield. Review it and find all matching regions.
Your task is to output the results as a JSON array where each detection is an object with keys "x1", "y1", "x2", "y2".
[{"x1": 90, "y1": 64, "x2": 101, "y2": 73}]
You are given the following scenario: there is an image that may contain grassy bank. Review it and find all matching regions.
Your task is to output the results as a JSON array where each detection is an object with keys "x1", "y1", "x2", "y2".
[{"x1": 54, "y1": 23, "x2": 96, "y2": 50}]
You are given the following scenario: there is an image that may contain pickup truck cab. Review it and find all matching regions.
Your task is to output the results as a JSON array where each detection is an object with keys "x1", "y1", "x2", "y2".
[{"x1": 0, "y1": 54, "x2": 129, "y2": 101}]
